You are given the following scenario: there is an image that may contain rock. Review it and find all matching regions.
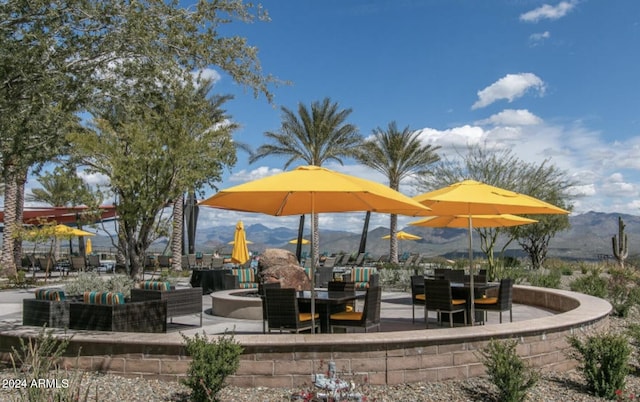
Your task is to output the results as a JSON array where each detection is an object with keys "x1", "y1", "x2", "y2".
[{"x1": 258, "y1": 248, "x2": 311, "y2": 291}]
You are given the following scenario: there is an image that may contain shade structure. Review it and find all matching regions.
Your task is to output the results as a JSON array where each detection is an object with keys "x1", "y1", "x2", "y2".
[
  {"x1": 289, "y1": 238, "x2": 310, "y2": 245},
  {"x1": 413, "y1": 180, "x2": 569, "y2": 215},
  {"x1": 381, "y1": 230, "x2": 422, "y2": 240},
  {"x1": 231, "y1": 221, "x2": 250, "y2": 265},
  {"x1": 199, "y1": 165, "x2": 432, "y2": 332},
  {"x1": 409, "y1": 214, "x2": 538, "y2": 228},
  {"x1": 85, "y1": 238, "x2": 92, "y2": 255},
  {"x1": 413, "y1": 180, "x2": 568, "y2": 325}
]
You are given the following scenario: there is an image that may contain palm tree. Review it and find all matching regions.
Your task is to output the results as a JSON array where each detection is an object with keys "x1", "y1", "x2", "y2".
[
  {"x1": 357, "y1": 122, "x2": 441, "y2": 263},
  {"x1": 250, "y1": 97, "x2": 362, "y2": 267}
]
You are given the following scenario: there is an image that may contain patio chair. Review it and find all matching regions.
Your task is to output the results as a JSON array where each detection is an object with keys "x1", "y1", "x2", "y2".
[
  {"x1": 157, "y1": 255, "x2": 171, "y2": 268},
  {"x1": 410, "y1": 275, "x2": 426, "y2": 323},
  {"x1": 131, "y1": 281, "x2": 203, "y2": 327},
  {"x1": 328, "y1": 280, "x2": 356, "y2": 312},
  {"x1": 259, "y1": 282, "x2": 281, "y2": 333},
  {"x1": 87, "y1": 255, "x2": 101, "y2": 271},
  {"x1": 210, "y1": 257, "x2": 225, "y2": 269},
  {"x1": 474, "y1": 278, "x2": 513, "y2": 323},
  {"x1": 69, "y1": 256, "x2": 87, "y2": 273},
  {"x1": 199, "y1": 254, "x2": 213, "y2": 269},
  {"x1": 264, "y1": 288, "x2": 319, "y2": 334},
  {"x1": 424, "y1": 279, "x2": 467, "y2": 328},
  {"x1": 315, "y1": 265, "x2": 335, "y2": 288},
  {"x1": 329, "y1": 286, "x2": 381, "y2": 333}
]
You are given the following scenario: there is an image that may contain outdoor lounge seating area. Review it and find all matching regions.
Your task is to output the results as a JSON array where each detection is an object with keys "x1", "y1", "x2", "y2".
[{"x1": 130, "y1": 280, "x2": 203, "y2": 327}]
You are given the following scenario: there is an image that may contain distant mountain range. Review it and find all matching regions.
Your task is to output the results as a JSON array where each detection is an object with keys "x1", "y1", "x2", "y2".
[{"x1": 126, "y1": 211, "x2": 638, "y2": 261}]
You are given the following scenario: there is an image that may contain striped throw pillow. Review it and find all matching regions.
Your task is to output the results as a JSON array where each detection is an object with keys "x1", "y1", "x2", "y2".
[
  {"x1": 140, "y1": 281, "x2": 171, "y2": 291},
  {"x1": 34, "y1": 289, "x2": 66, "y2": 301},
  {"x1": 83, "y1": 291, "x2": 125, "y2": 305},
  {"x1": 232, "y1": 268, "x2": 255, "y2": 284}
]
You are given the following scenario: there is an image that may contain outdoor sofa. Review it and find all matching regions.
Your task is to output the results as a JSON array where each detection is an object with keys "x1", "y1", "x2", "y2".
[
  {"x1": 130, "y1": 280, "x2": 203, "y2": 326},
  {"x1": 23, "y1": 288, "x2": 75, "y2": 328},
  {"x1": 68, "y1": 291, "x2": 167, "y2": 333},
  {"x1": 224, "y1": 267, "x2": 258, "y2": 290}
]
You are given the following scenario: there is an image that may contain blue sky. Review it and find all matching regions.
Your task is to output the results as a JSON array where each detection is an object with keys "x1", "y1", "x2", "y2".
[{"x1": 28, "y1": 1, "x2": 640, "y2": 234}]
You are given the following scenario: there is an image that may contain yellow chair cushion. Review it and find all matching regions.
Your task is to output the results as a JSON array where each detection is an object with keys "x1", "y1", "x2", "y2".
[
  {"x1": 415, "y1": 294, "x2": 426, "y2": 301},
  {"x1": 299, "y1": 313, "x2": 320, "y2": 322},
  {"x1": 474, "y1": 297, "x2": 498, "y2": 305},
  {"x1": 451, "y1": 299, "x2": 466, "y2": 305},
  {"x1": 330, "y1": 311, "x2": 363, "y2": 321}
]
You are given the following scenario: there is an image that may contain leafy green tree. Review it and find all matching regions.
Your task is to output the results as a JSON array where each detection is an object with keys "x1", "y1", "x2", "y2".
[
  {"x1": 250, "y1": 97, "x2": 362, "y2": 267},
  {"x1": 0, "y1": 0, "x2": 276, "y2": 276},
  {"x1": 417, "y1": 145, "x2": 572, "y2": 276},
  {"x1": 357, "y1": 122, "x2": 440, "y2": 263},
  {"x1": 69, "y1": 79, "x2": 237, "y2": 279}
]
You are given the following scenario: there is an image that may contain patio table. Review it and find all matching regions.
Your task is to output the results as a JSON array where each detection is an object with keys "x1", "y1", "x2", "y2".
[{"x1": 296, "y1": 290, "x2": 365, "y2": 333}]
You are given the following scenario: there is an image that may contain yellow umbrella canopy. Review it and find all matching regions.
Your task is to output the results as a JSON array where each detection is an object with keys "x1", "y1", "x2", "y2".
[
  {"x1": 289, "y1": 238, "x2": 310, "y2": 244},
  {"x1": 413, "y1": 180, "x2": 569, "y2": 215},
  {"x1": 28, "y1": 224, "x2": 96, "y2": 238},
  {"x1": 199, "y1": 165, "x2": 431, "y2": 217},
  {"x1": 382, "y1": 230, "x2": 422, "y2": 240},
  {"x1": 409, "y1": 214, "x2": 538, "y2": 228},
  {"x1": 413, "y1": 180, "x2": 567, "y2": 326},
  {"x1": 200, "y1": 165, "x2": 431, "y2": 332},
  {"x1": 231, "y1": 220, "x2": 250, "y2": 265}
]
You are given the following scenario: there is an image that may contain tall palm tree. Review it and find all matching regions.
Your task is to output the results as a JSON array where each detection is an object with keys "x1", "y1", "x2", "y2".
[
  {"x1": 357, "y1": 122, "x2": 441, "y2": 263},
  {"x1": 250, "y1": 97, "x2": 362, "y2": 267}
]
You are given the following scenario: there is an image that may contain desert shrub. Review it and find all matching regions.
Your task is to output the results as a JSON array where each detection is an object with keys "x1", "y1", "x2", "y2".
[
  {"x1": 182, "y1": 331, "x2": 243, "y2": 402},
  {"x1": 560, "y1": 266, "x2": 574, "y2": 276},
  {"x1": 9, "y1": 326, "x2": 92, "y2": 401},
  {"x1": 527, "y1": 269, "x2": 561, "y2": 289},
  {"x1": 567, "y1": 332, "x2": 631, "y2": 399},
  {"x1": 570, "y1": 269, "x2": 608, "y2": 298},
  {"x1": 493, "y1": 264, "x2": 529, "y2": 284},
  {"x1": 607, "y1": 267, "x2": 640, "y2": 317},
  {"x1": 64, "y1": 272, "x2": 135, "y2": 297},
  {"x1": 478, "y1": 338, "x2": 539, "y2": 402}
]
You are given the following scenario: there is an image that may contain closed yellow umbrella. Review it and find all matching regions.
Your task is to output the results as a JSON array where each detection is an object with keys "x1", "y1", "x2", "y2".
[
  {"x1": 231, "y1": 220, "x2": 250, "y2": 265},
  {"x1": 85, "y1": 238, "x2": 92, "y2": 255},
  {"x1": 413, "y1": 180, "x2": 568, "y2": 325},
  {"x1": 228, "y1": 240, "x2": 254, "y2": 245}
]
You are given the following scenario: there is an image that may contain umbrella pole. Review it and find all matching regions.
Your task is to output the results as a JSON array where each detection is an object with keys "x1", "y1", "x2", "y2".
[
  {"x1": 310, "y1": 200, "x2": 316, "y2": 333},
  {"x1": 468, "y1": 216, "x2": 475, "y2": 326}
]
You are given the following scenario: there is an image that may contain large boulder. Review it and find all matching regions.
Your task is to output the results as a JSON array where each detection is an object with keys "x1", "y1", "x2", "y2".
[{"x1": 258, "y1": 248, "x2": 310, "y2": 291}]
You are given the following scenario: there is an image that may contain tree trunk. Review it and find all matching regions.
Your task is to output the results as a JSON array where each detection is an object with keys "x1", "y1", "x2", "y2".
[
  {"x1": 13, "y1": 173, "x2": 26, "y2": 269},
  {"x1": 1, "y1": 165, "x2": 19, "y2": 277},
  {"x1": 389, "y1": 214, "x2": 398, "y2": 264},
  {"x1": 311, "y1": 213, "x2": 320, "y2": 269},
  {"x1": 171, "y1": 193, "x2": 184, "y2": 271}
]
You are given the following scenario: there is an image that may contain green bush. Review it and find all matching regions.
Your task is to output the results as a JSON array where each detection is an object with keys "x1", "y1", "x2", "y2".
[
  {"x1": 182, "y1": 331, "x2": 243, "y2": 402},
  {"x1": 570, "y1": 269, "x2": 608, "y2": 298},
  {"x1": 527, "y1": 269, "x2": 561, "y2": 289},
  {"x1": 478, "y1": 338, "x2": 539, "y2": 402},
  {"x1": 607, "y1": 267, "x2": 640, "y2": 317},
  {"x1": 567, "y1": 332, "x2": 631, "y2": 399},
  {"x1": 64, "y1": 272, "x2": 135, "y2": 297}
]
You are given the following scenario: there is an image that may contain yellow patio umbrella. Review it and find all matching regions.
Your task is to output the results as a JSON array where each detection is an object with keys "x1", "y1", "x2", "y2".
[
  {"x1": 413, "y1": 180, "x2": 568, "y2": 325},
  {"x1": 85, "y1": 238, "x2": 92, "y2": 255},
  {"x1": 199, "y1": 165, "x2": 432, "y2": 331},
  {"x1": 288, "y1": 238, "x2": 310, "y2": 245},
  {"x1": 231, "y1": 220, "x2": 250, "y2": 265},
  {"x1": 409, "y1": 214, "x2": 538, "y2": 229},
  {"x1": 228, "y1": 240, "x2": 254, "y2": 245},
  {"x1": 381, "y1": 231, "x2": 422, "y2": 240}
]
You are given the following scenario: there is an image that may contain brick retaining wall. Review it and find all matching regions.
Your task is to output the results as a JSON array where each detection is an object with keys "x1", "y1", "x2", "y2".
[{"x1": 0, "y1": 286, "x2": 611, "y2": 386}]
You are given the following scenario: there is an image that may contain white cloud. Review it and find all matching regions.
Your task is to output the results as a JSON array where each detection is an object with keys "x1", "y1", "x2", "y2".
[
  {"x1": 529, "y1": 31, "x2": 551, "y2": 43},
  {"x1": 228, "y1": 166, "x2": 283, "y2": 183},
  {"x1": 471, "y1": 73, "x2": 546, "y2": 110},
  {"x1": 520, "y1": 1, "x2": 578, "y2": 23},
  {"x1": 475, "y1": 109, "x2": 543, "y2": 126},
  {"x1": 192, "y1": 68, "x2": 222, "y2": 85},
  {"x1": 78, "y1": 170, "x2": 110, "y2": 187}
]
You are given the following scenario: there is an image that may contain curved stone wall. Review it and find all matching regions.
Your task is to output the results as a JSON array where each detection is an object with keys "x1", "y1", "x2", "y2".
[{"x1": 0, "y1": 285, "x2": 611, "y2": 387}]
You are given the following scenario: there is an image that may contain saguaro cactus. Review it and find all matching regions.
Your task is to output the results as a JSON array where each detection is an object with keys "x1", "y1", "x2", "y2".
[{"x1": 612, "y1": 216, "x2": 629, "y2": 268}]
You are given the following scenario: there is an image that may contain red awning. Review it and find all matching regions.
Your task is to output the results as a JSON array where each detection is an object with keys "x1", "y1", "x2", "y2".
[{"x1": 0, "y1": 205, "x2": 117, "y2": 226}]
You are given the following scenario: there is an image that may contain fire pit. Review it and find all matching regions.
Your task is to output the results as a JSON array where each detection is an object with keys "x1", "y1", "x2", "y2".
[{"x1": 210, "y1": 289, "x2": 262, "y2": 320}]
